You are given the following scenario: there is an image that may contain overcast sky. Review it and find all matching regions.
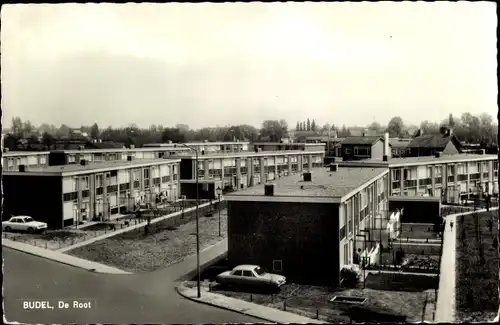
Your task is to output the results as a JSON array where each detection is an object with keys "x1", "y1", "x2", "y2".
[{"x1": 1, "y1": 2, "x2": 497, "y2": 130}]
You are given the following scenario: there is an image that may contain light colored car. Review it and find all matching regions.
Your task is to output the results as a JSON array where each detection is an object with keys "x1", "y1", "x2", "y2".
[
  {"x1": 215, "y1": 264, "x2": 286, "y2": 288},
  {"x1": 2, "y1": 216, "x2": 48, "y2": 233}
]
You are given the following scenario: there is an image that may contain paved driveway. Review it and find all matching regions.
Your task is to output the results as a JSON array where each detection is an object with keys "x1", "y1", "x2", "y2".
[{"x1": 4, "y1": 247, "x2": 262, "y2": 324}]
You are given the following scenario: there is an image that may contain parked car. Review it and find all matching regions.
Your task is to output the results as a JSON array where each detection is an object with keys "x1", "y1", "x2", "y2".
[
  {"x1": 2, "y1": 216, "x2": 48, "y2": 233},
  {"x1": 215, "y1": 264, "x2": 286, "y2": 289}
]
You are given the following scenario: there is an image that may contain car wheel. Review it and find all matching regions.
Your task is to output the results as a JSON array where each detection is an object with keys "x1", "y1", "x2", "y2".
[
  {"x1": 27, "y1": 227, "x2": 34, "y2": 233},
  {"x1": 4, "y1": 226, "x2": 11, "y2": 232}
]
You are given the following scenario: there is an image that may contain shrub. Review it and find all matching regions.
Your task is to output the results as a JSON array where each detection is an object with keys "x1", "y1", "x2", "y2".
[{"x1": 341, "y1": 264, "x2": 362, "y2": 288}]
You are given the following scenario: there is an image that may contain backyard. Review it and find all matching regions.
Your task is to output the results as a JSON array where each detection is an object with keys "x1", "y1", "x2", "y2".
[
  {"x1": 455, "y1": 210, "x2": 499, "y2": 322},
  {"x1": 202, "y1": 271, "x2": 436, "y2": 323},
  {"x1": 400, "y1": 223, "x2": 440, "y2": 240},
  {"x1": 67, "y1": 207, "x2": 228, "y2": 272}
]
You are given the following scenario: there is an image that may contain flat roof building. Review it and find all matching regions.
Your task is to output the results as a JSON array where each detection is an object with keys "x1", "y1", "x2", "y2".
[
  {"x1": 340, "y1": 154, "x2": 499, "y2": 203},
  {"x1": 4, "y1": 158, "x2": 181, "y2": 229},
  {"x1": 225, "y1": 166, "x2": 390, "y2": 287}
]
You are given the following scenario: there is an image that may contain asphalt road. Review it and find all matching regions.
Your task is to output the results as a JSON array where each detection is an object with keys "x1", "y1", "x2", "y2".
[{"x1": 4, "y1": 248, "x2": 263, "y2": 324}]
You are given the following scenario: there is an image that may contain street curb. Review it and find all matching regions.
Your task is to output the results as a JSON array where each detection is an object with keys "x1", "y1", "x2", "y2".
[
  {"x1": 175, "y1": 283, "x2": 277, "y2": 323},
  {"x1": 2, "y1": 240, "x2": 131, "y2": 275}
]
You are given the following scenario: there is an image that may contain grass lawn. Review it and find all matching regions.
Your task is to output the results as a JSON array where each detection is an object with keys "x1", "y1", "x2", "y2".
[
  {"x1": 209, "y1": 281, "x2": 430, "y2": 323},
  {"x1": 455, "y1": 210, "x2": 499, "y2": 322},
  {"x1": 66, "y1": 209, "x2": 228, "y2": 272}
]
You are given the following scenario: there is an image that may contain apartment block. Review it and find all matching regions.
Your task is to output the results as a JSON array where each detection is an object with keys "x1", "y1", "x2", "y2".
[
  {"x1": 339, "y1": 154, "x2": 498, "y2": 203},
  {"x1": 224, "y1": 165, "x2": 390, "y2": 287},
  {"x1": 179, "y1": 150, "x2": 325, "y2": 190},
  {"x1": 3, "y1": 159, "x2": 180, "y2": 229}
]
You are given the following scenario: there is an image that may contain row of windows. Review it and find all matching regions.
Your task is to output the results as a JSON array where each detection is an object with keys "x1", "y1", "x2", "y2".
[
  {"x1": 392, "y1": 162, "x2": 497, "y2": 181},
  {"x1": 63, "y1": 177, "x2": 176, "y2": 201}
]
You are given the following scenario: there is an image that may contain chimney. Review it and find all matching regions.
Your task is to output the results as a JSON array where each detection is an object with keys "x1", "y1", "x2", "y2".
[
  {"x1": 480, "y1": 149, "x2": 486, "y2": 155},
  {"x1": 18, "y1": 165, "x2": 26, "y2": 172},
  {"x1": 168, "y1": 140, "x2": 173, "y2": 144},
  {"x1": 130, "y1": 144, "x2": 135, "y2": 149},
  {"x1": 80, "y1": 159, "x2": 88, "y2": 166},
  {"x1": 264, "y1": 184, "x2": 275, "y2": 196},
  {"x1": 383, "y1": 132, "x2": 389, "y2": 161},
  {"x1": 435, "y1": 152, "x2": 442, "y2": 158},
  {"x1": 330, "y1": 163, "x2": 338, "y2": 172},
  {"x1": 204, "y1": 140, "x2": 208, "y2": 143},
  {"x1": 303, "y1": 172, "x2": 312, "y2": 182}
]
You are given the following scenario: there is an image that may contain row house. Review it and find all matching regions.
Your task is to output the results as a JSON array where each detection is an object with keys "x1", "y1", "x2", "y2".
[
  {"x1": 3, "y1": 159, "x2": 180, "y2": 229},
  {"x1": 143, "y1": 141, "x2": 249, "y2": 154},
  {"x1": 339, "y1": 154, "x2": 498, "y2": 204},
  {"x1": 179, "y1": 150, "x2": 326, "y2": 191}
]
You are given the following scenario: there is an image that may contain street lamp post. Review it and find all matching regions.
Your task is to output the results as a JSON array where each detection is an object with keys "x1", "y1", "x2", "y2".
[
  {"x1": 216, "y1": 186, "x2": 222, "y2": 237},
  {"x1": 176, "y1": 143, "x2": 201, "y2": 298}
]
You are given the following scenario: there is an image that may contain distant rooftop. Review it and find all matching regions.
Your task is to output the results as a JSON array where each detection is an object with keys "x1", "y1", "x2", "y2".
[
  {"x1": 338, "y1": 153, "x2": 496, "y2": 167},
  {"x1": 180, "y1": 149, "x2": 326, "y2": 159},
  {"x1": 143, "y1": 141, "x2": 249, "y2": 147},
  {"x1": 253, "y1": 142, "x2": 324, "y2": 146},
  {"x1": 341, "y1": 136, "x2": 385, "y2": 146},
  {"x1": 5, "y1": 158, "x2": 180, "y2": 176},
  {"x1": 226, "y1": 167, "x2": 387, "y2": 201}
]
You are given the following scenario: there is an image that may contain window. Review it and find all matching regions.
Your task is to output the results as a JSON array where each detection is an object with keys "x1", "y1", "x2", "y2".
[
  {"x1": 143, "y1": 168, "x2": 150, "y2": 179},
  {"x1": 119, "y1": 183, "x2": 130, "y2": 191},
  {"x1": 340, "y1": 226, "x2": 346, "y2": 240},
  {"x1": 81, "y1": 176, "x2": 90, "y2": 190},
  {"x1": 392, "y1": 170, "x2": 401, "y2": 181},
  {"x1": 63, "y1": 192, "x2": 78, "y2": 201},
  {"x1": 344, "y1": 243, "x2": 349, "y2": 265},
  {"x1": 273, "y1": 260, "x2": 283, "y2": 272},
  {"x1": 344, "y1": 147, "x2": 352, "y2": 155},
  {"x1": 232, "y1": 270, "x2": 243, "y2": 276},
  {"x1": 242, "y1": 270, "x2": 254, "y2": 277},
  {"x1": 96, "y1": 174, "x2": 103, "y2": 188},
  {"x1": 254, "y1": 267, "x2": 265, "y2": 276}
]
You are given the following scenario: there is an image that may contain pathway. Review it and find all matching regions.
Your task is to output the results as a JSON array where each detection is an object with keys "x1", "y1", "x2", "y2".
[{"x1": 435, "y1": 206, "x2": 499, "y2": 323}]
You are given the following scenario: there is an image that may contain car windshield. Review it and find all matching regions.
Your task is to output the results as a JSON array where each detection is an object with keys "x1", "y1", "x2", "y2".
[
  {"x1": 254, "y1": 267, "x2": 266, "y2": 276},
  {"x1": 24, "y1": 217, "x2": 33, "y2": 222}
]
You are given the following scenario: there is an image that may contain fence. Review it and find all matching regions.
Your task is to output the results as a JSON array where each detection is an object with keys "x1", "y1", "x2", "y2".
[
  {"x1": 208, "y1": 284, "x2": 352, "y2": 323},
  {"x1": 3, "y1": 199, "x2": 225, "y2": 251}
]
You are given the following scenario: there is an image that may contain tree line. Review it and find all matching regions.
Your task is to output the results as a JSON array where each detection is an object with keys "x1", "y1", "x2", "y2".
[
  {"x1": 4, "y1": 117, "x2": 289, "y2": 150},
  {"x1": 4, "y1": 112, "x2": 497, "y2": 151}
]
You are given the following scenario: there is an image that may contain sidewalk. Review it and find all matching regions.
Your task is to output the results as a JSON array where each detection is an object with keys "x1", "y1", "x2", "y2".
[
  {"x1": 3, "y1": 239, "x2": 131, "y2": 274},
  {"x1": 435, "y1": 213, "x2": 457, "y2": 323},
  {"x1": 58, "y1": 200, "x2": 217, "y2": 253},
  {"x1": 165, "y1": 237, "x2": 228, "y2": 281},
  {"x1": 435, "y1": 206, "x2": 499, "y2": 323},
  {"x1": 177, "y1": 282, "x2": 327, "y2": 324}
]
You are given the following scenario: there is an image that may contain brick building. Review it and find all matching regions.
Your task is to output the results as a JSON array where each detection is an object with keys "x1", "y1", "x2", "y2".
[{"x1": 225, "y1": 166, "x2": 390, "y2": 287}]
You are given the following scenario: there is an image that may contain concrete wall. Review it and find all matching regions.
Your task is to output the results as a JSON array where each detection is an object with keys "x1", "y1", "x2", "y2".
[
  {"x1": 371, "y1": 140, "x2": 385, "y2": 160},
  {"x1": 227, "y1": 200, "x2": 340, "y2": 286},
  {"x1": 3, "y1": 175, "x2": 64, "y2": 229},
  {"x1": 388, "y1": 199, "x2": 441, "y2": 223}
]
